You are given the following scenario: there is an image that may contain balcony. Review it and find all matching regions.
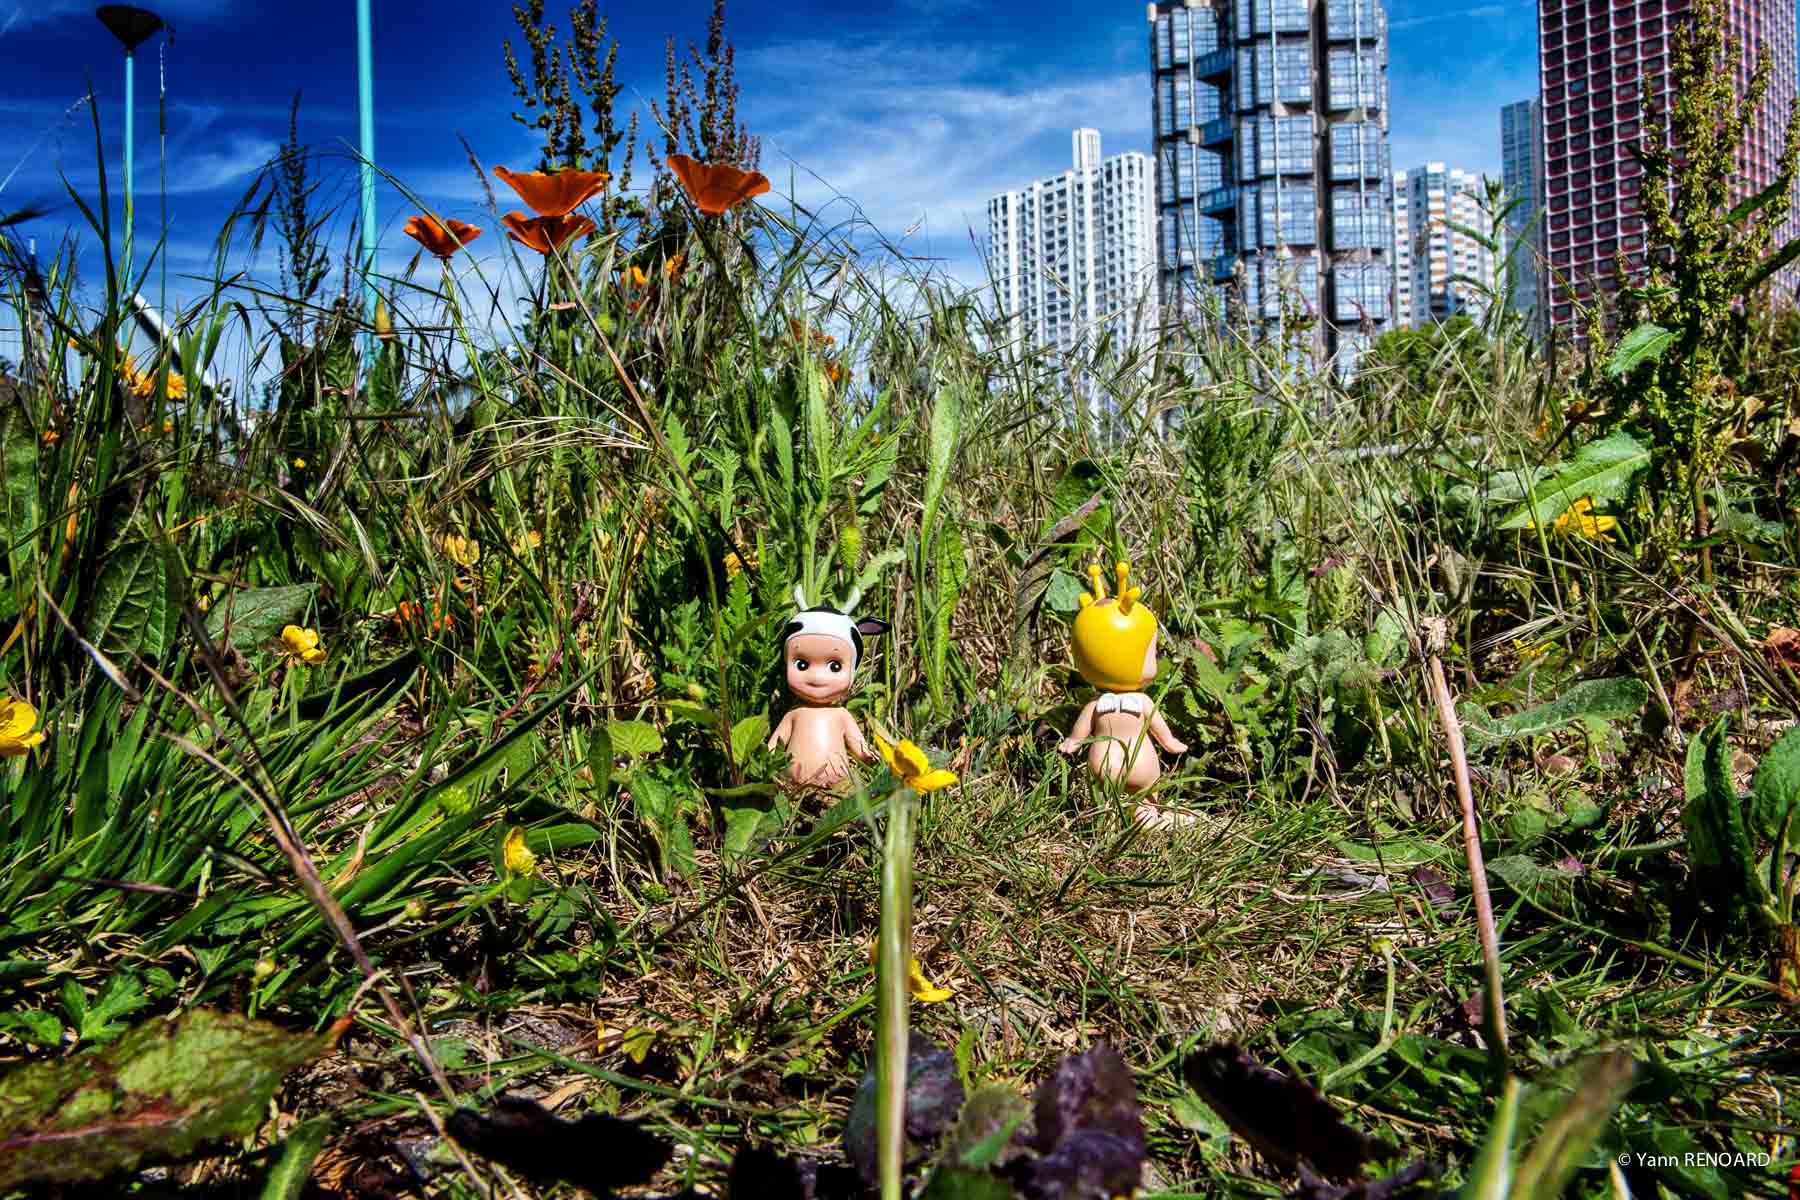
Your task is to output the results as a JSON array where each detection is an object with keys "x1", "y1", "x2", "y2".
[
  {"x1": 1195, "y1": 47, "x2": 1232, "y2": 80},
  {"x1": 1198, "y1": 184, "x2": 1238, "y2": 215},
  {"x1": 1211, "y1": 252, "x2": 1237, "y2": 282},
  {"x1": 1198, "y1": 116, "x2": 1233, "y2": 147}
]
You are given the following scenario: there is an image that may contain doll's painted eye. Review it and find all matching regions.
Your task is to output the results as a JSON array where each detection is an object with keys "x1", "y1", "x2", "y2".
[
  {"x1": 793, "y1": 658, "x2": 810, "y2": 671},
  {"x1": 829, "y1": 660, "x2": 843, "y2": 673}
]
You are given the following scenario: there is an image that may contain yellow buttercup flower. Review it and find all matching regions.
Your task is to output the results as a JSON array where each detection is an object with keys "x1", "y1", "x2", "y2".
[
  {"x1": 1528, "y1": 496, "x2": 1617, "y2": 543},
  {"x1": 512, "y1": 529, "x2": 542, "y2": 554},
  {"x1": 1513, "y1": 639, "x2": 1551, "y2": 660},
  {"x1": 722, "y1": 550, "x2": 757, "y2": 579},
  {"x1": 443, "y1": 533, "x2": 481, "y2": 568},
  {"x1": 280, "y1": 624, "x2": 326, "y2": 666},
  {"x1": 872, "y1": 733, "x2": 958, "y2": 793},
  {"x1": 503, "y1": 826, "x2": 537, "y2": 878},
  {"x1": 627, "y1": 264, "x2": 649, "y2": 289},
  {"x1": 869, "y1": 937, "x2": 954, "y2": 1003},
  {"x1": 0, "y1": 695, "x2": 46, "y2": 756},
  {"x1": 663, "y1": 253, "x2": 684, "y2": 278}
]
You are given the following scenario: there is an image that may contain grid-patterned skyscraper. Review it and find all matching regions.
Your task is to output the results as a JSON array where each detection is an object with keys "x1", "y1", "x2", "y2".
[
  {"x1": 1538, "y1": 0, "x2": 1798, "y2": 330},
  {"x1": 987, "y1": 129, "x2": 1158, "y2": 366},
  {"x1": 1149, "y1": 0, "x2": 1396, "y2": 372},
  {"x1": 1394, "y1": 164, "x2": 1499, "y2": 327},
  {"x1": 1501, "y1": 98, "x2": 1546, "y2": 329}
]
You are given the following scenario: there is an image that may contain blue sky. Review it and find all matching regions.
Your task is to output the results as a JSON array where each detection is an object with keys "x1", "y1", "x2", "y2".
[{"x1": 0, "y1": 0, "x2": 1537, "y2": 348}]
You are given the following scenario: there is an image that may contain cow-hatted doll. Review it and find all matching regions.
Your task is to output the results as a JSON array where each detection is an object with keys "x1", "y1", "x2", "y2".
[{"x1": 768, "y1": 587, "x2": 890, "y2": 790}]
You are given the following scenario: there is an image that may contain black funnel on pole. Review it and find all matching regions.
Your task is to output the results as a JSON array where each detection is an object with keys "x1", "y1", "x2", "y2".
[{"x1": 96, "y1": 5, "x2": 164, "y2": 51}]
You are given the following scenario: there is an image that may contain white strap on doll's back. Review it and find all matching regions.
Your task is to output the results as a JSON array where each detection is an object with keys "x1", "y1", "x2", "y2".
[{"x1": 1095, "y1": 693, "x2": 1146, "y2": 716}]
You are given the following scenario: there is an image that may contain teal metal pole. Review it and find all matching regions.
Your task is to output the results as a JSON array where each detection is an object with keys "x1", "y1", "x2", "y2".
[
  {"x1": 356, "y1": 0, "x2": 376, "y2": 351},
  {"x1": 123, "y1": 48, "x2": 135, "y2": 284}
]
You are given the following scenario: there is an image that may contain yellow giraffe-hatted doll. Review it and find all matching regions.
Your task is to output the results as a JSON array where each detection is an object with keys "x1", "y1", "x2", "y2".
[{"x1": 1059, "y1": 562, "x2": 1188, "y2": 814}]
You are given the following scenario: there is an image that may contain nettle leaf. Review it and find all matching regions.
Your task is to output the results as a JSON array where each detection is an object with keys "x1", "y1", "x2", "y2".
[
  {"x1": 1606, "y1": 321, "x2": 1675, "y2": 376},
  {"x1": 608, "y1": 719, "x2": 663, "y2": 759},
  {"x1": 1469, "y1": 677, "x2": 1648, "y2": 742},
  {"x1": 1682, "y1": 719, "x2": 1764, "y2": 916},
  {"x1": 87, "y1": 539, "x2": 174, "y2": 660},
  {"x1": 0, "y1": 1009, "x2": 334, "y2": 1190},
  {"x1": 730, "y1": 714, "x2": 770, "y2": 765},
  {"x1": 203, "y1": 584, "x2": 316, "y2": 654},
  {"x1": 1496, "y1": 432, "x2": 1650, "y2": 530}
]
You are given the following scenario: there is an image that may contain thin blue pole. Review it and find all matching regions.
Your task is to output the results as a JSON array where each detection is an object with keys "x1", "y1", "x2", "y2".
[
  {"x1": 356, "y1": 0, "x2": 376, "y2": 355},
  {"x1": 123, "y1": 49, "x2": 135, "y2": 287}
]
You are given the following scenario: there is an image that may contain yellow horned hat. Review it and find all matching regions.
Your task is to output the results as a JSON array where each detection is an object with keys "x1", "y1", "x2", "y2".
[{"x1": 1071, "y1": 560, "x2": 1158, "y2": 692}]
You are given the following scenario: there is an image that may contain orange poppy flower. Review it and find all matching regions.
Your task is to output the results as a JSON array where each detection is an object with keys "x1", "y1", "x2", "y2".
[
  {"x1": 404, "y1": 214, "x2": 483, "y2": 259},
  {"x1": 668, "y1": 153, "x2": 770, "y2": 216},
  {"x1": 493, "y1": 165, "x2": 609, "y2": 217},
  {"x1": 501, "y1": 211, "x2": 597, "y2": 255}
]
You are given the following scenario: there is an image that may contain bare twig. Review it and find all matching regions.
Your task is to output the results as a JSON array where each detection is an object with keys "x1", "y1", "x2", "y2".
[{"x1": 1425, "y1": 652, "x2": 1511, "y2": 1080}]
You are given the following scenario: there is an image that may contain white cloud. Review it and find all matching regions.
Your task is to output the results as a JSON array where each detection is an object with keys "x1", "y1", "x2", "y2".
[
  {"x1": 1389, "y1": 4, "x2": 1507, "y2": 31},
  {"x1": 739, "y1": 38, "x2": 1146, "y2": 287}
]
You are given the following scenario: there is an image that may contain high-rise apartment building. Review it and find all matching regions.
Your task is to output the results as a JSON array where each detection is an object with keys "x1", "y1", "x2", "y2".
[
  {"x1": 1538, "y1": 0, "x2": 1798, "y2": 330},
  {"x1": 987, "y1": 129, "x2": 1158, "y2": 367},
  {"x1": 1393, "y1": 163, "x2": 1499, "y2": 327},
  {"x1": 1391, "y1": 172, "x2": 1414, "y2": 327},
  {"x1": 1501, "y1": 98, "x2": 1546, "y2": 328},
  {"x1": 1148, "y1": 0, "x2": 1396, "y2": 373}
]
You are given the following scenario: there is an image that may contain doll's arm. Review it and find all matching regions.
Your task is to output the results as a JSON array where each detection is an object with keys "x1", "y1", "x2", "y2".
[
  {"x1": 768, "y1": 711, "x2": 794, "y2": 750},
  {"x1": 1148, "y1": 706, "x2": 1188, "y2": 754},
  {"x1": 1059, "y1": 702, "x2": 1097, "y2": 754},
  {"x1": 843, "y1": 711, "x2": 876, "y2": 762}
]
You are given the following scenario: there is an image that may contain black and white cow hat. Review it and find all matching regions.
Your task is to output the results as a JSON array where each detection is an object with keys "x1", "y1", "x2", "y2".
[{"x1": 782, "y1": 585, "x2": 890, "y2": 674}]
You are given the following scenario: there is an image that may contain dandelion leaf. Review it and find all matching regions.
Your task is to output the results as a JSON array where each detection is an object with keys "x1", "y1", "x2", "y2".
[{"x1": 1496, "y1": 432, "x2": 1650, "y2": 530}]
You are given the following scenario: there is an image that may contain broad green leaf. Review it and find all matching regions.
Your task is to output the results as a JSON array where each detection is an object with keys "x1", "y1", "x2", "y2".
[
  {"x1": 0, "y1": 405, "x2": 40, "y2": 575},
  {"x1": 1497, "y1": 432, "x2": 1650, "y2": 530},
  {"x1": 609, "y1": 719, "x2": 663, "y2": 759},
  {"x1": 722, "y1": 805, "x2": 771, "y2": 858},
  {"x1": 259, "y1": 1118, "x2": 331, "y2": 1200},
  {"x1": 1043, "y1": 568, "x2": 1087, "y2": 615},
  {"x1": 0, "y1": 1009, "x2": 333, "y2": 1190},
  {"x1": 1513, "y1": 1051, "x2": 1635, "y2": 1200},
  {"x1": 917, "y1": 1166, "x2": 1013, "y2": 1200},
  {"x1": 730, "y1": 714, "x2": 770, "y2": 765},
  {"x1": 1605, "y1": 322, "x2": 1674, "y2": 376},
  {"x1": 1681, "y1": 719, "x2": 1765, "y2": 917},
  {"x1": 1471, "y1": 678, "x2": 1649, "y2": 741},
  {"x1": 1751, "y1": 725, "x2": 1800, "y2": 846},
  {"x1": 630, "y1": 772, "x2": 695, "y2": 878},
  {"x1": 203, "y1": 584, "x2": 316, "y2": 653},
  {"x1": 947, "y1": 1084, "x2": 1030, "y2": 1169},
  {"x1": 87, "y1": 540, "x2": 173, "y2": 659},
  {"x1": 920, "y1": 380, "x2": 964, "y2": 552},
  {"x1": 1458, "y1": 1075, "x2": 1521, "y2": 1200},
  {"x1": 586, "y1": 723, "x2": 613, "y2": 802}
]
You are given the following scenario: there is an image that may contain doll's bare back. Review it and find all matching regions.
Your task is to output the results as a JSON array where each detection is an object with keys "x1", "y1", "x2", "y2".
[{"x1": 1088, "y1": 693, "x2": 1162, "y2": 791}]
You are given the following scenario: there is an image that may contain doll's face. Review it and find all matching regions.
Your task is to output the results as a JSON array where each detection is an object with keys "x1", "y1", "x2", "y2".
[{"x1": 786, "y1": 632, "x2": 855, "y2": 704}]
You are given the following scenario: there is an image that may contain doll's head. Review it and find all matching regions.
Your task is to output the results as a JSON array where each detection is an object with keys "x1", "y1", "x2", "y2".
[
  {"x1": 781, "y1": 587, "x2": 890, "y2": 706},
  {"x1": 1071, "y1": 561, "x2": 1158, "y2": 692}
]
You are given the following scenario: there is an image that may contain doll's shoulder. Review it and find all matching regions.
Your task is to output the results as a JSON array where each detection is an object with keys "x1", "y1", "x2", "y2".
[{"x1": 1094, "y1": 692, "x2": 1151, "y2": 716}]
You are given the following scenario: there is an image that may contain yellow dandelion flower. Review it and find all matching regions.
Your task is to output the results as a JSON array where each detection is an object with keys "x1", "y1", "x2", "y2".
[
  {"x1": 722, "y1": 550, "x2": 757, "y2": 578},
  {"x1": 663, "y1": 253, "x2": 684, "y2": 278},
  {"x1": 0, "y1": 695, "x2": 46, "y2": 757},
  {"x1": 872, "y1": 733, "x2": 958, "y2": 793},
  {"x1": 627, "y1": 264, "x2": 649, "y2": 289}
]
